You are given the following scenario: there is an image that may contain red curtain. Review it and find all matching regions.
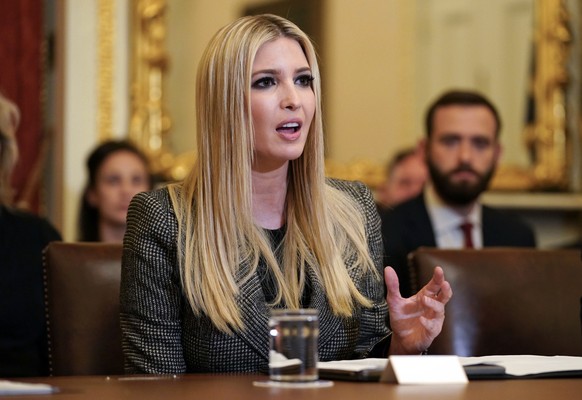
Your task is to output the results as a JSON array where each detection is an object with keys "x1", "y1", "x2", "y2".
[{"x1": 0, "y1": 0, "x2": 43, "y2": 212}]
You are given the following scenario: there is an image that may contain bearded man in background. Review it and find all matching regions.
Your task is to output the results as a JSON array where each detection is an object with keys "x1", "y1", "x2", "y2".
[{"x1": 380, "y1": 90, "x2": 536, "y2": 297}]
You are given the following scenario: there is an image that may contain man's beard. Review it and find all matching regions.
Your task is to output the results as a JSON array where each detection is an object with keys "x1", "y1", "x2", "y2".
[{"x1": 427, "y1": 159, "x2": 496, "y2": 206}]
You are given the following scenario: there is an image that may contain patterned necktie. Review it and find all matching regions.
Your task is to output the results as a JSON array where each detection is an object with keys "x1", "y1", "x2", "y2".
[{"x1": 459, "y1": 222, "x2": 474, "y2": 249}]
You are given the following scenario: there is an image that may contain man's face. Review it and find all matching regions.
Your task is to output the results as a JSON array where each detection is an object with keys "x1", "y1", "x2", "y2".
[
  {"x1": 383, "y1": 154, "x2": 427, "y2": 207},
  {"x1": 426, "y1": 105, "x2": 501, "y2": 206}
]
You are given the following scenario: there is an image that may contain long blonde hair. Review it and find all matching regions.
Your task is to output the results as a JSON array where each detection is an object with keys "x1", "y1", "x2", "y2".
[
  {"x1": 0, "y1": 92, "x2": 20, "y2": 206},
  {"x1": 168, "y1": 14, "x2": 377, "y2": 333}
]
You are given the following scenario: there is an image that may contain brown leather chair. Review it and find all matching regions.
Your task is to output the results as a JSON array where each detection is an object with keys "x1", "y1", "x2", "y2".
[
  {"x1": 409, "y1": 247, "x2": 582, "y2": 357},
  {"x1": 43, "y1": 242, "x2": 124, "y2": 376}
]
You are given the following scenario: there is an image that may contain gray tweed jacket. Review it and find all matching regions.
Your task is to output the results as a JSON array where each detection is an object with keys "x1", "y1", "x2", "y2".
[{"x1": 120, "y1": 178, "x2": 390, "y2": 374}]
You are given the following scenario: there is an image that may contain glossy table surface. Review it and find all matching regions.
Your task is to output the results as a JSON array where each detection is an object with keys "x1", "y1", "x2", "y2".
[{"x1": 10, "y1": 374, "x2": 582, "y2": 400}]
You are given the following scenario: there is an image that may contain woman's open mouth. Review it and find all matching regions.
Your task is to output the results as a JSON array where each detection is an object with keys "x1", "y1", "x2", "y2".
[
  {"x1": 276, "y1": 121, "x2": 301, "y2": 134},
  {"x1": 275, "y1": 121, "x2": 303, "y2": 141}
]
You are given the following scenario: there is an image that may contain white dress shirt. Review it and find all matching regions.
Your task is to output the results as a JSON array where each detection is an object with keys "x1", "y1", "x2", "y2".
[{"x1": 425, "y1": 185, "x2": 483, "y2": 249}]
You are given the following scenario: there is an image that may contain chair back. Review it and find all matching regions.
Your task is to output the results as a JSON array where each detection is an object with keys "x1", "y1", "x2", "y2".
[
  {"x1": 43, "y1": 242, "x2": 124, "y2": 375},
  {"x1": 409, "y1": 247, "x2": 582, "y2": 356}
]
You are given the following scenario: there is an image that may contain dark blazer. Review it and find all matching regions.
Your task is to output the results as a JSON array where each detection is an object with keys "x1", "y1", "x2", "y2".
[
  {"x1": 0, "y1": 206, "x2": 61, "y2": 377},
  {"x1": 120, "y1": 179, "x2": 390, "y2": 374},
  {"x1": 380, "y1": 194, "x2": 536, "y2": 297}
]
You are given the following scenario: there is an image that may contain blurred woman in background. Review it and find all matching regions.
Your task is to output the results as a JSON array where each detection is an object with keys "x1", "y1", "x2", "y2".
[
  {"x1": 78, "y1": 140, "x2": 152, "y2": 243},
  {"x1": 0, "y1": 92, "x2": 61, "y2": 377}
]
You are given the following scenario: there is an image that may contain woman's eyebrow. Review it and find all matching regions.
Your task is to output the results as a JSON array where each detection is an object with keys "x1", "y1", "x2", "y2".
[
  {"x1": 251, "y1": 68, "x2": 279, "y2": 77},
  {"x1": 251, "y1": 66, "x2": 311, "y2": 77}
]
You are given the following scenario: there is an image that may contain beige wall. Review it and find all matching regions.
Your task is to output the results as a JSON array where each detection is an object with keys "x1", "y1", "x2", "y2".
[
  {"x1": 325, "y1": 0, "x2": 418, "y2": 163},
  {"x1": 166, "y1": 0, "x2": 245, "y2": 153},
  {"x1": 62, "y1": 0, "x2": 130, "y2": 241},
  {"x1": 63, "y1": 0, "x2": 99, "y2": 241}
]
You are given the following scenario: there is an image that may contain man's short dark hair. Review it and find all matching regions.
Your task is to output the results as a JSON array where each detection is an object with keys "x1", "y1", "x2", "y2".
[
  {"x1": 386, "y1": 147, "x2": 417, "y2": 177},
  {"x1": 424, "y1": 90, "x2": 502, "y2": 138}
]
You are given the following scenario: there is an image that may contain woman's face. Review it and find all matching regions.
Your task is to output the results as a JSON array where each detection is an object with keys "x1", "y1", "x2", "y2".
[
  {"x1": 250, "y1": 37, "x2": 315, "y2": 172},
  {"x1": 88, "y1": 150, "x2": 150, "y2": 227}
]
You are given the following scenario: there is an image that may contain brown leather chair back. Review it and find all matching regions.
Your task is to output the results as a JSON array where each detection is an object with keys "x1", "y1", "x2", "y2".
[
  {"x1": 43, "y1": 242, "x2": 124, "y2": 376},
  {"x1": 409, "y1": 247, "x2": 582, "y2": 357}
]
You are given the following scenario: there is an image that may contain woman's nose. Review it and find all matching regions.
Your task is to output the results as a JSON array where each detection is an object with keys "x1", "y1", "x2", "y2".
[
  {"x1": 280, "y1": 83, "x2": 301, "y2": 110},
  {"x1": 121, "y1": 180, "x2": 136, "y2": 196}
]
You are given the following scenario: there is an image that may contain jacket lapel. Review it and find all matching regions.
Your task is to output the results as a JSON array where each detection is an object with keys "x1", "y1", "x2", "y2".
[
  {"x1": 405, "y1": 216, "x2": 437, "y2": 249},
  {"x1": 234, "y1": 263, "x2": 270, "y2": 362},
  {"x1": 233, "y1": 260, "x2": 343, "y2": 359},
  {"x1": 306, "y1": 266, "x2": 342, "y2": 348},
  {"x1": 412, "y1": 194, "x2": 438, "y2": 247}
]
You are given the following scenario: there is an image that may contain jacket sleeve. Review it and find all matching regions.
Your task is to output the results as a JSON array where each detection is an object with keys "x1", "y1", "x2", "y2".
[
  {"x1": 348, "y1": 181, "x2": 392, "y2": 357},
  {"x1": 119, "y1": 190, "x2": 187, "y2": 374}
]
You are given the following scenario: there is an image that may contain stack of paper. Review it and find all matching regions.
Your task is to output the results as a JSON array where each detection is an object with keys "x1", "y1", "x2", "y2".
[
  {"x1": 318, "y1": 355, "x2": 582, "y2": 381},
  {"x1": 460, "y1": 355, "x2": 582, "y2": 377},
  {"x1": 0, "y1": 380, "x2": 57, "y2": 395}
]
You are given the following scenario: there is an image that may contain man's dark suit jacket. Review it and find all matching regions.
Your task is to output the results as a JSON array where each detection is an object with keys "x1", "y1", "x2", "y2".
[{"x1": 380, "y1": 193, "x2": 536, "y2": 297}]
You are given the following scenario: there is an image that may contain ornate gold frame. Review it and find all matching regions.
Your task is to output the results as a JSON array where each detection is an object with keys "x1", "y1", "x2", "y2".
[
  {"x1": 530, "y1": 0, "x2": 571, "y2": 190},
  {"x1": 128, "y1": 0, "x2": 175, "y2": 176},
  {"x1": 489, "y1": 0, "x2": 571, "y2": 191},
  {"x1": 97, "y1": 0, "x2": 114, "y2": 141},
  {"x1": 127, "y1": 0, "x2": 573, "y2": 190}
]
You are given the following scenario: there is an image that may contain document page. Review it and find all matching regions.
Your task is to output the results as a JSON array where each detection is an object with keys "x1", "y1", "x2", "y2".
[
  {"x1": 319, "y1": 355, "x2": 582, "y2": 380},
  {"x1": 460, "y1": 355, "x2": 582, "y2": 377},
  {"x1": 0, "y1": 380, "x2": 57, "y2": 395}
]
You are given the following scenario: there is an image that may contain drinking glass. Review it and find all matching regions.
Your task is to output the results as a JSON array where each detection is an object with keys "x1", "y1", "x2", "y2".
[{"x1": 268, "y1": 309, "x2": 319, "y2": 382}]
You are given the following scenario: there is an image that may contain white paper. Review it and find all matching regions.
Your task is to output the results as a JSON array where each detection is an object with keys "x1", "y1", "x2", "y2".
[
  {"x1": 381, "y1": 356, "x2": 468, "y2": 384},
  {"x1": 320, "y1": 356, "x2": 469, "y2": 384},
  {"x1": 0, "y1": 380, "x2": 57, "y2": 395},
  {"x1": 319, "y1": 355, "x2": 582, "y2": 381},
  {"x1": 460, "y1": 355, "x2": 582, "y2": 376},
  {"x1": 317, "y1": 358, "x2": 388, "y2": 372},
  {"x1": 269, "y1": 350, "x2": 303, "y2": 368}
]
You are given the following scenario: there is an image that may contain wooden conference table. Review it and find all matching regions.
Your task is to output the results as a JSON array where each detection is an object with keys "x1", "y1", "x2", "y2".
[{"x1": 11, "y1": 374, "x2": 582, "y2": 400}]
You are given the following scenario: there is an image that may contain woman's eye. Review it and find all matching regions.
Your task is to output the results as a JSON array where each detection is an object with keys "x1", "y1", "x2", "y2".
[
  {"x1": 252, "y1": 77, "x2": 276, "y2": 88},
  {"x1": 132, "y1": 175, "x2": 147, "y2": 186},
  {"x1": 102, "y1": 175, "x2": 121, "y2": 185},
  {"x1": 295, "y1": 74, "x2": 314, "y2": 87}
]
